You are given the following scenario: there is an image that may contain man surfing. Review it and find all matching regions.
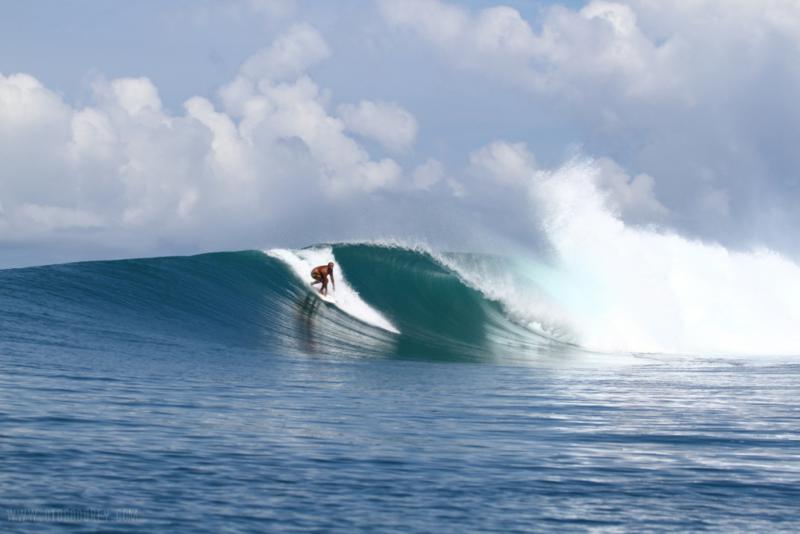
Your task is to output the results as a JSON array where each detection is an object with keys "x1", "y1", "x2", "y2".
[{"x1": 310, "y1": 262, "x2": 336, "y2": 296}]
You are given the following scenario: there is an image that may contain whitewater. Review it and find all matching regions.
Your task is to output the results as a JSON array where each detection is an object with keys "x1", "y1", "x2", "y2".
[
  {"x1": 267, "y1": 247, "x2": 399, "y2": 334},
  {"x1": 520, "y1": 160, "x2": 800, "y2": 356}
]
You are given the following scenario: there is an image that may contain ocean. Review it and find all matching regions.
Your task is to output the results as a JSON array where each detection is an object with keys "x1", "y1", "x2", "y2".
[{"x1": 2, "y1": 243, "x2": 799, "y2": 532}]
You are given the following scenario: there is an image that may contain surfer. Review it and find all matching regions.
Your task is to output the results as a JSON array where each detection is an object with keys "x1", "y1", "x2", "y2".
[{"x1": 310, "y1": 262, "x2": 336, "y2": 296}]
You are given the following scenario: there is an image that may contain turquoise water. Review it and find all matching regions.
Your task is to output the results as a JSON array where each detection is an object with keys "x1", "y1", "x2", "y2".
[{"x1": 2, "y1": 245, "x2": 799, "y2": 532}]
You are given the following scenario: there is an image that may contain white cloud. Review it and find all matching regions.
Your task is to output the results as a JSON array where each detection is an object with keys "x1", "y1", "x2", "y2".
[
  {"x1": 411, "y1": 158, "x2": 444, "y2": 190},
  {"x1": 184, "y1": 96, "x2": 252, "y2": 184},
  {"x1": 5, "y1": 1, "x2": 800, "y2": 266},
  {"x1": 0, "y1": 73, "x2": 76, "y2": 210},
  {"x1": 0, "y1": 24, "x2": 406, "y2": 256},
  {"x1": 379, "y1": 0, "x2": 468, "y2": 47},
  {"x1": 69, "y1": 108, "x2": 117, "y2": 163},
  {"x1": 110, "y1": 78, "x2": 163, "y2": 116},
  {"x1": 469, "y1": 141, "x2": 537, "y2": 187},
  {"x1": 378, "y1": 0, "x2": 800, "y2": 249},
  {"x1": 234, "y1": 76, "x2": 402, "y2": 194},
  {"x1": 18, "y1": 204, "x2": 103, "y2": 231},
  {"x1": 214, "y1": 24, "x2": 403, "y2": 194},
  {"x1": 593, "y1": 157, "x2": 668, "y2": 221},
  {"x1": 338, "y1": 100, "x2": 418, "y2": 153},
  {"x1": 377, "y1": 0, "x2": 679, "y2": 96},
  {"x1": 0, "y1": 73, "x2": 71, "y2": 129},
  {"x1": 240, "y1": 23, "x2": 330, "y2": 83}
]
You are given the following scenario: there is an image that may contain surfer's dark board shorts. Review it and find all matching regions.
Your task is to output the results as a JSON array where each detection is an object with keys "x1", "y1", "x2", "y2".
[{"x1": 311, "y1": 270, "x2": 323, "y2": 281}]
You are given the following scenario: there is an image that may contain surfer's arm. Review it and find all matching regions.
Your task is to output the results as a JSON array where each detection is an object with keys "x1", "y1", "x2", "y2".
[{"x1": 330, "y1": 271, "x2": 335, "y2": 290}]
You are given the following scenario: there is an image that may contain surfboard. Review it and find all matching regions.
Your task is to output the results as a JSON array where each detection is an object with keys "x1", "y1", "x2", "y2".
[
  {"x1": 314, "y1": 288, "x2": 336, "y2": 305},
  {"x1": 267, "y1": 247, "x2": 398, "y2": 333}
]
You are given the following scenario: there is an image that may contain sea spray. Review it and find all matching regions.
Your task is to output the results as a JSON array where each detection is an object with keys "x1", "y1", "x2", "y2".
[{"x1": 528, "y1": 159, "x2": 800, "y2": 355}]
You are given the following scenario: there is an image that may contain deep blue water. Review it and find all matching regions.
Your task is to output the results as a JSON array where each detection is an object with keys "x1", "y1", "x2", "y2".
[{"x1": 2, "y1": 246, "x2": 799, "y2": 532}]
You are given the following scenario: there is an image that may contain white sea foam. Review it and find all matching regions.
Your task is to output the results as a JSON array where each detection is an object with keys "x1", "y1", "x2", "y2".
[
  {"x1": 379, "y1": 161, "x2": 800, "y2": 356},
  {"x1": 521, "y1": 159, "x2": 800, "y2": 356},
  {"x1": 266, "y1": 247, "x2": 400, "y2": 334}
]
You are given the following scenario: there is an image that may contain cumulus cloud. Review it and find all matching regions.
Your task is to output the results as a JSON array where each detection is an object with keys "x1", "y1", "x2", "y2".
[
  {"x1": 378, "y1": 0, "x2": 800, "y2": 252},
  {"x1": 338, "y1": 100, "x2": 418, "y2": 153},
  {"x1": 411, "y1": 158, "x2": 444, "y2": 190},
  {"x1": 0, "y1": 24, "x2": 410, "y2": 260},
  {"x1": 18, "y1": 204, "x2": 103, "y2": 231},
  {"x1": 4, "y1": 1, "x2": 800, "y2": 267},
  {"x1": 377, "y1": 0, "x2": 684, "y2": 97},
  {"x1": 239, "y1": 23, "x2": 330, "y2": 83},
  {"x1": 593, "y1": 157, "x2": 668, "y2": 222},
  {"x1": 469, "y1": 141, "x2": 537, "y2": 187},
  {"x1": 109, "y1": 77, "x2": 163, "y2": 116},
  {"x1": 378, "y1": 0, "x2": 541, "y2": 87}
]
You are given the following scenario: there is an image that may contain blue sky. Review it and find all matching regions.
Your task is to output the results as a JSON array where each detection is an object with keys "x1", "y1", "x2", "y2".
[
  {"x1": 2, "y1": 0, "x2": 800, "y2": 268},
  {"x1": 1, "y1": 0, "x2": 581, "y2": 160},
  {"x1": 2, "y1": 1, "x2": 581, "y2": 108}
]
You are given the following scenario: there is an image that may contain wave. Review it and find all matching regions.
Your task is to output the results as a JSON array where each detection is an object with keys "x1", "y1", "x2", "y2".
[
  {"x1": 526, "y1": 159, "x2": 800, "y2": 356},
  {"x1": 0, "y1": 244, "x2": 565, "y2": 363},
  {"x1": 4, "y1": 232, "x2": 797, "y2": 360},
  {"x1": 267, "y1": 247, "x2": 399, "y2": 333}
]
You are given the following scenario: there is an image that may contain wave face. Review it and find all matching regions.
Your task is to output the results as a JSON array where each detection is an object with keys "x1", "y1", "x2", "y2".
[
  {"x1": 0, "y1": 244, "x2": 562, "y2": 363},
  {"x1": 267, "y1": 247, "x2": 399, "y2": 333}
]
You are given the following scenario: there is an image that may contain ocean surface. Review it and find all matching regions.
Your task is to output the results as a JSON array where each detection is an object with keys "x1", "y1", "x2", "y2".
[{"x1": 2, "y1": 243, "x2": 799, "y2": 532}]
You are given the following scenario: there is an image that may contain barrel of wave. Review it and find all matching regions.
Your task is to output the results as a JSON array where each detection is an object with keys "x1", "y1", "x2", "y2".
[{"x1": 266, "y1": 248, "x2": 400, "y2": 334}]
